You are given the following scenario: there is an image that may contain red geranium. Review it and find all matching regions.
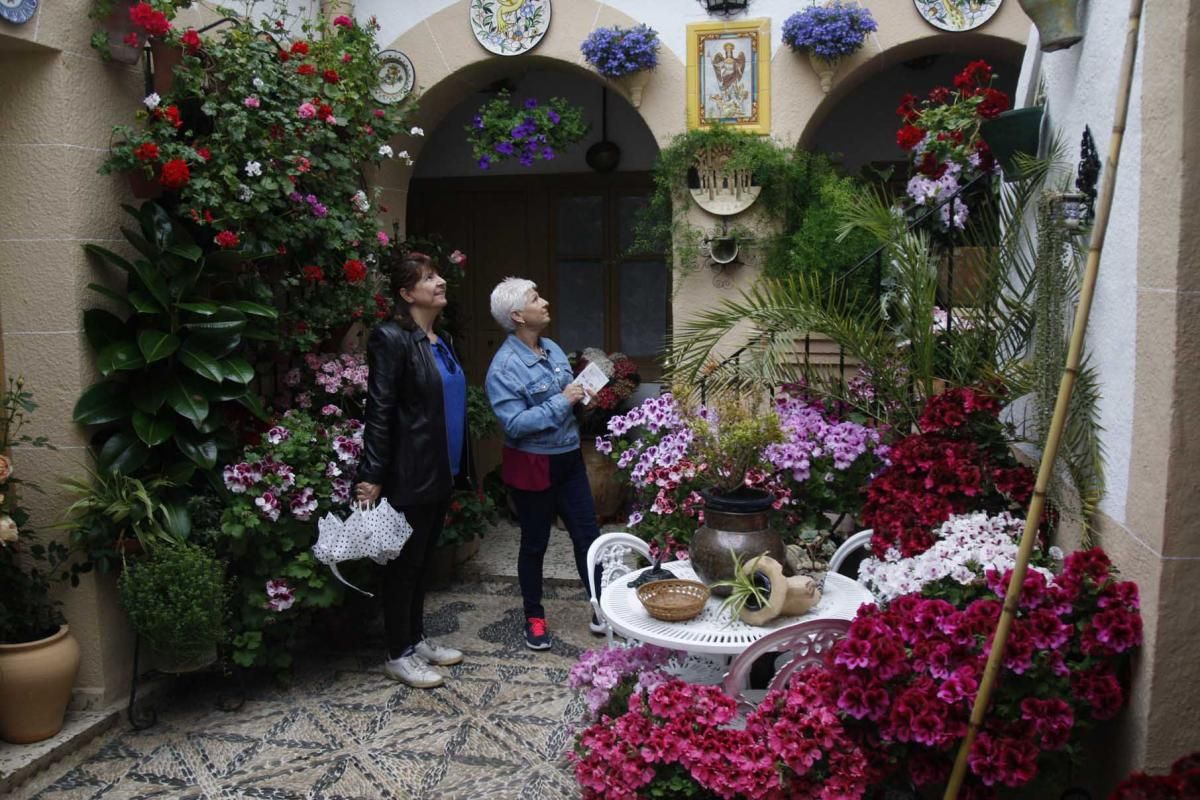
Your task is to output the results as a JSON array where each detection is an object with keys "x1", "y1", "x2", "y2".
[
  {"x1": 302, "y1": 265, "x2": 325, "y2": 283},
  {"x1": 134, "y1": 142, "x2": 160, "y2": 162},
  {"x1": 322, "y1": 69, "x2": 341, "y2": 84},
  {"x1": 277, "y1": 48, "x2": 290, "y2": 61},
  {"x1": 214, "y1": 230, "x2": 240, "y2": 249},
  {"x1": 195, "y1": 145, "x2": 211, "y2": 161},
  {"x1": 159, "y1": 158, "x2": 190, "y2": 188},
  {"x1": 296, "y1": 63, "x2": 316, "y2": 76},
  {"x1": 332, "y1": 15, "x2": 353, "y2": 27},
  {"x1": 289, "y1": 40, "x2": 310, "y2": 56},
  {"x1": 180, "y1": 28, "x2": 201, "y2": 53},
  {"x1": 342, "y1": 259, "x2": 366, "y2": 282},
  {"x1": 129, "y1": 2, "x2": 170, "y2": 37},
  {"x1": 896, "y1": 123, "x2": 924, "y2": 150},
  {"x1": 977, "y1": 87, "x2": 1011, "y2": 119},
  {"x1": 954, "y1": 59, "x2": 993, "y2": 91},
  {"x1": 161, "y1": 105, "x2": 182, "y2": 129}
]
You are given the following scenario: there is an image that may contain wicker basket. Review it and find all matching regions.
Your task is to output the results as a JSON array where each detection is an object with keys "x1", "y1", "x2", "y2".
[{"x1": 636, "y1": 580, "x2": 710, "y2": 622}]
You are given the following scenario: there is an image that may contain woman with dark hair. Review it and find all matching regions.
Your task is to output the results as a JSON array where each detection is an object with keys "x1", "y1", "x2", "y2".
[{"x1": 355, "y1": 252, "x2": 471, "y2": 688}]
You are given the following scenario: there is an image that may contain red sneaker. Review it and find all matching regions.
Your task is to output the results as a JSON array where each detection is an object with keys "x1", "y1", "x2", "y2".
[{"x1": 524, "y1": 617, "x2": 551, "y2": 650}]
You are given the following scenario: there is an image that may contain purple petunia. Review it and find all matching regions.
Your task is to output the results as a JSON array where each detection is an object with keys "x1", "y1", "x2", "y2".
[{"x1": 580, "y1": 24, "x2": 660, "y2": 78}]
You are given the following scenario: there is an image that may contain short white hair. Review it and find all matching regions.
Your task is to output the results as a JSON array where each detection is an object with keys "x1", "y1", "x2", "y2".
[{"x1": 489, "y1": 277, "x2": 537, "y2": 332}]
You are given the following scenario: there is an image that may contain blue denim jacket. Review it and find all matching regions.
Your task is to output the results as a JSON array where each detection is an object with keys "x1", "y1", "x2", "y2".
[{"x1": 485, "y1": 334, "x2": 580, "y2": 454}]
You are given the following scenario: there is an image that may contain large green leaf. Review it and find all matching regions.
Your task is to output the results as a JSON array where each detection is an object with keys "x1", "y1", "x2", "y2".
[
  {"x1": 119, "y1": 226, "x2": 158, "y2": 264},
  {"x1": 179, "y1": 341, "x2": 225, "y2": 383},
  {"x1": 86, "y1": 283, "x2": 133, "y2": 310},
  {"x1": 132, "y1": 409, "x2": 176, "y2": 446},
  {"x1": 182, "y1": 307, "x2": 247, "y2": 337},
  {"x1": 97, "y1": 341, "x2": 145, "y2": 375},
  {"x1": 237, "y1": 392, "x2": 270, "y2": 422},
  {"x1": 176, "y1": 301, "x2": 218, "y2": 316},
  {"x1": 208, "y1": 382, "x2": 248, "y2": 403},
  {"x1": 83, "y1": 309, "x2": 129, "y2": 352},
  {"x1": 165, "y1": 376, "x2": 209, "y2": 425},
  {"x1": 221, "y1": 357, "x2": 255, "y2": 384},
  {"x1": 73, "y1": 381, "x2": 128, "y2": 425},
  {"x1": 127, "y1": 290, "x2": 163, "y2": 314},
  {"x1": 174, "y1": 431, "x2": 217, "y2": 469},
  {"x1": 130, "y1": 375, "x2": 167, "y2": 414},
  {"x1": 137, "y1": 329, "x2": 180, "y2": 363},
  {"x1": 163, "y1": 460, "x2": 197, "y2": 485},
  {"x1": 227, "y1": 301, "x2": 279, "y2": 320},
  {"x1": 97, "y1": 429, "x2": 150, "y2": 474},
  {"x1": 166, "y1": 243, "x2": 202, "y2": 262},
  {"x1": 128, "y1": 258, "x2": 171, "y2": 311},
  {"x1": 81, "y1": 244, "x2": 134, "y2": 273},
  {"x1": 161, "y1": 502, "x2": 192, "y2": 540}
]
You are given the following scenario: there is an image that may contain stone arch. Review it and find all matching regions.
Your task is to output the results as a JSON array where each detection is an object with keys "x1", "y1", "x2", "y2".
[{"x1": 370, "y1": 0, "x2": 684, "y2": 229}]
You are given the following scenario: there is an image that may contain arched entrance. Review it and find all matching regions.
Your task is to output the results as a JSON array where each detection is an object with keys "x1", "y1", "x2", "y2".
[{"x1": 404, "y1": 59, "x2": 665, "y2": 385}]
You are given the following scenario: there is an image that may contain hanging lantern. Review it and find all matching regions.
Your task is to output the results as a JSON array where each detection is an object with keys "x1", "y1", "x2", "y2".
[{"x1": 698, "y1": 0, "x2": 749, "y2": 16}]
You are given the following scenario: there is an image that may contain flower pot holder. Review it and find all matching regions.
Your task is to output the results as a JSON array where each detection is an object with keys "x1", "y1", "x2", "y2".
[{"x1": 313, "y1": 499, "x2": 413, "y2": 596}]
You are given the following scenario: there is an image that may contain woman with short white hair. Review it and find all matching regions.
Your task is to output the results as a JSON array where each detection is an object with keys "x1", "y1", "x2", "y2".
[{"x1": 484, "y1": 277, "x2": 604, "y2": 650}]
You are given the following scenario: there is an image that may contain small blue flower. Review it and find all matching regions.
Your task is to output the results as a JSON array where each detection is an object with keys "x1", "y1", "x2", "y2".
[
  {"x1": 479, "y1": 155, "x2": 491, "y2": 169},
  {"x1": 473, "y1": 114, "x2": 484, "y2": 129},
  {"x1": 581, "y1": 24, "x2": 660, "y2": 78},
  {"x1": 524, "y1": 97, "x2": 539, "y2": 109},
  {"x1": 495, "y1": 140, "x2": 515, "y2": 155},
  {"x1": 548, "y1": 110, "x2": 561, "y2": 125}
]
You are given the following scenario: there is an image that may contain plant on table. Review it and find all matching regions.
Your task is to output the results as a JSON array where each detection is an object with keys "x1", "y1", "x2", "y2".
[
  {"x1": 100, "y1": 8, "x2": 416, "y2": 350},
  {"x1": 568, "y1": 643, "x2": 676, "y2": 721},
  {"x1": 118, "y1": 541, "x2": 226, "y2": 665},
  {"x1": 217, "y1": 405, "x2": 364, "y2": 668},
  {"x1": 466, "y1": 90, "x2": 588, "y2": 170},
  {"x1": 0, "y1": 379, "x2": 70, "y2": 645},
  {"x1": 568, "y1": 348, "x2": 641, "y2": 437},
  {"x1": 895, "y1": 59, "x2": 1008, "y2": 231},
  {"x1": 580, "y1": 24, "x2": 660, "y2": 78}
]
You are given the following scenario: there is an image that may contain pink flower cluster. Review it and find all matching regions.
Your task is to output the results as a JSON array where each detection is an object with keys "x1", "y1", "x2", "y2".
[
  {"x1": 568, "y1": 644, "x2": 676, "y2": 719},
  {"x1": 572, "y1": 676, "x2": 877, "y2": 800},
  {"x1": 264, "y1": 578, "x2": 295, "y2": 612}
]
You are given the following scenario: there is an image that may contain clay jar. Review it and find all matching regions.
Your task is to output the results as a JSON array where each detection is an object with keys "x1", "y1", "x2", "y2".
[
  {"x1": 0, "y1": 625, "x2": 82, "y2": 744},
  {"x1": 689, "y1": 488, "x2": 786, "y2": 596}
]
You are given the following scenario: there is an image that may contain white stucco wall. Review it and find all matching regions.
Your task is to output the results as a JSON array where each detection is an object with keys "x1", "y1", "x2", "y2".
[{"x1": 1014, "y1": 2, "x2": 1144, "y2": 525}]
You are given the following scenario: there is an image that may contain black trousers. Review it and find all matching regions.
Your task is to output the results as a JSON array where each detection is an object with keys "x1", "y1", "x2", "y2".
[
  {"x1": 509, "y1": 449, "x2": 601, "y2": 619},
  {"x1": 381, "y1": 497, "x2": 450, "y2": 659}
]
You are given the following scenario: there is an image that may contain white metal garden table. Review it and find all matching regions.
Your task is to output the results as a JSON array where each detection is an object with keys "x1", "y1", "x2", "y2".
[{"x1": 599, "y1": 560, "x2": 876, "y2": 657}]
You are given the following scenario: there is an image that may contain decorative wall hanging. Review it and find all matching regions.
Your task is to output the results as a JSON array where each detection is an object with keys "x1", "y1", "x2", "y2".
[
  {"x1": 688, "y1": 143, "x2": 761, "y2": 216},
  {"x1": 470, "y1": 0, "x2": 551, "y2": 56},
  {"x1": 371, "y1": 50, "x2": 415, "y2": 105},
  {"x1": 913, "y1": 0, "x2": 1002, "y2": 32},
  {"x1": 686, "y1": 18, "x2": 771, "y2": 133},
  {"x1": 0, "y1": 0, "x2": 39, "y2": 25}
]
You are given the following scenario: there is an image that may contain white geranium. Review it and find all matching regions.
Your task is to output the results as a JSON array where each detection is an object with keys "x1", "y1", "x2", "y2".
[
  {"x1": 238, "y1": 184, "x2": 253, "y2": 202},
  {"x1": 252, "y1": 76, "x2": 265, "y2": 89},
  {"x1": 858, "y1": 512, "x2": 1055, "y2": 602},
  {"x1": 244, "y1": 160, "x2": 263, "y2": 177},
  {"x1": 378, "y1": 144, "x2": 393, "y2": 158},
  {"x1": 143, "y1": 93, "x2": 161, "y2": 110},
  {"x1": 410, "y1": 126, "x2": 424, "y2": 136}
]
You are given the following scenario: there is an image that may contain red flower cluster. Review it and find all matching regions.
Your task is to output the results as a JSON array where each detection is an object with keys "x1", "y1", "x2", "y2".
[
  {"x1": 862, "y1": 386, "x2": 1033, "y2": 558},
  {"x1": 134, "y1": 142, "x2": 159, "y2": 162},
  {"x1": 159, "y1": 158, "x2": 190, "y2": 188},
  {"x1": 373, "y1": 293, "x2": 390, "y2": 319},
  {"x1": 894, "y1": 60, "x2": 1007, "y2": 176},
  {"x1": 154, "y1": 105, "x2": 182, "y2": 129},
  {"x1": 572, "y1": 677, "x2": 877, "y2": 799},
  {"x1": 214, "y1": 230, "x2": 240, "y2": 249},
  {"x1": 128, "y1": 2, "x2": 170, "y2": 37},
  {"x1": 289, "y1": 40, "x2": 310, "y2": 56},
  {"x1": 302, "y1": 265, "x2": 324, "y2": 283},
  {"x1": 1111, "y1": 753, "x2": 1200, "y2": 800},
  {"x1": 322, "y1": 69, "x2": 341, "y2": 84},
  {"x1": 297, "y1": 63, "x2": 317, "y2": 76},
  {"x1": 342, "y1": 259, "x2": 366, "y2": 283},
  {"x1": 180, "y1": 29, "x2": 201, "y2": 53}
]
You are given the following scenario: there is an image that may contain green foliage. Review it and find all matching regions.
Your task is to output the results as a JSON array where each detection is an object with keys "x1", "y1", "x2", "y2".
[
  {"x1": 0, "y1": 378, "x2": 70, "y2": 644},
  {"x1": 689, "y1": 401, "x2": 782, "y2": 494},
  {"x1": 439, "y1": 488, "x2": 498, "y2": 547},
  {"x1": 59, "y1": 469, "x2": 188, "y2": 578},
  {"x1": 118, "y1": 542, "x2": 226, "y2": 655},
  {"x1": 75, "y1": 202, "x2": 274, "y2": 485},
  {"x1": 465, "y1": 90, "x2": 588, "y2": 169},
  {"x1": 467, "y1": 385, "x2": 498, "y2": 442},
  {"x1": 712, "y1": 551, "x2": 772, "y2": 623}
]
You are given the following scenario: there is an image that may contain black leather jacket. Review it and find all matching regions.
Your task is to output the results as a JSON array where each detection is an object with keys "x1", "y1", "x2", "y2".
[{"x1": 356, "y1": 319, "x2": 473, "y2": 506}]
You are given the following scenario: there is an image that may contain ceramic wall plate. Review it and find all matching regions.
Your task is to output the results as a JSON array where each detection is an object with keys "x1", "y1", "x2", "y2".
[
  {"x1": 371, "y1": 50, "x2": 415, "y2": 105},
  {"x1": 470, "y1": 0, "x2": 551, "y2": 56},
  {"x1": 913, "y1": 0, "x2": 1002, "y2": 32},
  {"x1": 0, "y1": 0, "x2": 39, "y2": 25}
]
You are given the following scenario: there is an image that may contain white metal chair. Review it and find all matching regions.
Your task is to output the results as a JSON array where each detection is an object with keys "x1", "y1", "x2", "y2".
[
  {"x1": 721, "y1": 618, "x2": 852, "y2": 715},
  {"x1": 828, "y1": 528, "x2": 873, "y2": 577},
  {"x1": 586, "y1": 531, "x2": 652, "y2": 644}
]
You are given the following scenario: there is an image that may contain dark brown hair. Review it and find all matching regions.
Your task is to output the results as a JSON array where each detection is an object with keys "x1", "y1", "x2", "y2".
[{"x1": 392, "y1": 251, "x2": 435, "y2": 327}]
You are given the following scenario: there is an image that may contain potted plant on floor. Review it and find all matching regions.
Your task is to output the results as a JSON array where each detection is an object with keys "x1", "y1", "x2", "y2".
[
  {"x1": 0, "y1": 378, "x2": 81, "y2": 745},
  {"x1": 782, "y1": 1, "x2": 878, "y2": 93},
  {"x1": 580, "y1": 24, "x2": 661, "y2": 107},
  {"x1": 118, "y1": 541, "x2": 226, "y2": 673},
  {"x1": 570, "y1": 348, "x2": 641, "y2": 522}
]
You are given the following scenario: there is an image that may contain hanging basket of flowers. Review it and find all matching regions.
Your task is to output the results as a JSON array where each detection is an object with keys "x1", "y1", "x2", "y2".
[
  {"x1": 465, "y1": 91, "x2": 588, "y2": 170},
  {"x1": 781, "y1": 1, "x2": 878, "y2": 93},
  {"x1": 580, "y1": 24, "x2": 661, "y2": 107}
]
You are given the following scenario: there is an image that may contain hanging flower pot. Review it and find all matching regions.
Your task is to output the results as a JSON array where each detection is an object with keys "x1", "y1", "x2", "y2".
[
  {"x1": 614, "y1": 70, "x2": 651, "y2": 108},
  {"x1": 807, "y1": 52, "x2": 840, "y2": 94},
  {"x1": 97, "y1": 0, "x2": 143, "y2": 65},
  {"x1": 149, "y1": 38, "x2": 184, "y2": 96},
  {"x1": 979, "y1": 106, "x2": 1045, "y2": 181},
  {"x1": 581, "y1": 24, "x2": 660, "y2": 109},
  {"x1": 1018, "y1": 0, "x2": 1083, "y2": 53},
  {"x1": 782, "y1": 2, "x2": 877, "y2": 93},
  {"x1": 126, "y1": 167, "x2": 163, "y2": 199}
]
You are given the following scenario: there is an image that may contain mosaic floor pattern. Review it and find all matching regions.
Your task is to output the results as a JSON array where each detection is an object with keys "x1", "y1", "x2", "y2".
[{"x1": 13, "y1": 581, "x2": 596, "y2": 800}]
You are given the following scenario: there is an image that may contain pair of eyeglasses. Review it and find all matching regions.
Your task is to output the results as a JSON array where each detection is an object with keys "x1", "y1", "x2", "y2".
[{"x1": 434, "y1": 341, "x2": 458, "y2": 374}]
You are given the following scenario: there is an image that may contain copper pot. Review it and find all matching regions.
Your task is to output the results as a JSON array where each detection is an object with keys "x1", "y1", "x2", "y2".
[{"x1": 688, "y1": 489, "x2": 785, "y2": 596}]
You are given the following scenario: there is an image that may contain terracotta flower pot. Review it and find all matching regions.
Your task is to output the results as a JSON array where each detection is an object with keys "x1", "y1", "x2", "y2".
[
  {"x1": 126, "y1": 169, "x2": 163, "y2": 200},
  {"x1": 0, "y1": 625, "x2": 82, "y2": 744},
  {"x1": 689, "y1": 489, "x2": 785, "y2": 596},
  {"x1": 101, "y1": 0, "x2": 143, "y2": 65},
  {"x1": 1018, "y1": 0, "x2": 1083, "y2": 53},
  {"x1": 149, "y1": 38, "x2": 184, "y2": 96},
  {"x1": 581, "y1": 439, "x2": 623, "y2": 523}
]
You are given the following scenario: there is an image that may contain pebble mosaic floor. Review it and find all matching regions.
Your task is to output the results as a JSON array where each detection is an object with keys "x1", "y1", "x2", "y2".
[{"x1": 11, "y1": 579, "x2": 599, "y2": 800}]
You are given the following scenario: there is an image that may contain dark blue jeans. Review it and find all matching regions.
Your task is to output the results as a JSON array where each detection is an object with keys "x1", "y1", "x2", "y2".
[{"x1": 510, "y1": 449, "x2": 601, "y2": 619}]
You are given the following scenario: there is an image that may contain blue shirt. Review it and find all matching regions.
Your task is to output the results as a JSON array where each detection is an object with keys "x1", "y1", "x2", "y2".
[
  {"x1": 484, "y1": 334, "x2": 580, "y2": 455},
  {"x1": 432, "y1": 338, "x2": 466, "y2": 476}
]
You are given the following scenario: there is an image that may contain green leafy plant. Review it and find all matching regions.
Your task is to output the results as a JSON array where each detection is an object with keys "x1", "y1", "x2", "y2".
[
  {"x1": 439, "y1": 488, "x2": 498, "y2": 547},
  {"x1": 117, "y1": 541, "x2": 226, "y2": 662},
  {"x1": 688, "y1": 400, "x2": 782, "y2": 495},
  {"x1": 0, "y1": 378, "x2": 70, "y2": 644},
  {"x1": 711, "y1": 550, "x2": 772, "y2": 623},
  {"x1": 74, "y1": 201, "x2": 274, "y2": 486},
  {"x1": 89, "y1": 0, "x2": 193, "y2": 61},
  {"x1": 59, "y1": 469, "x2": 188, "y2": 578},
  {"x1": 466, "y1": 90, "x2": 588, "y2": 169},
  {"x1": 467, "y1": 385, "x2": 498, "y2": 442}
]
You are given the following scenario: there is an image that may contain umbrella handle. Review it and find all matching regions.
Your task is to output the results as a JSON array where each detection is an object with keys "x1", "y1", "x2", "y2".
[{"x1": 330, "y1": 562, "x2": 374, "y2": 597}]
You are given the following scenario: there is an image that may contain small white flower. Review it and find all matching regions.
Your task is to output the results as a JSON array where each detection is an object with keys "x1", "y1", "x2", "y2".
[
  {"x1": 238, "y1": 184, "x2": 253, "y2": 201},
  {"x1": 143, "y1": 92, "x2": 161, "y2": 110},
  {"x1": 378, "y1": 144, "x2": 394, "y2": 158},
  {"x1": 252, "y1": 76, "x2": 265, "y2": 89},
  {"x1": 410, "y1": 126, "x2": 424, "y2": 136},
  {"x1": 397, "y1": 150, "x2": 410, "y2": 160},
  {"x1": 244, "y1": 160, "x2": 262, "y2": 177},
  {"x1": 351, "y1": 190, "x2": 369, "y2": 212}
]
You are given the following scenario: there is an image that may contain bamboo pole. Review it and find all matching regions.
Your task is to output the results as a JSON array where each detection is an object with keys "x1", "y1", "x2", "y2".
[{"x1": 942, "y1": 1, "x2": 1145, "y2": 797}]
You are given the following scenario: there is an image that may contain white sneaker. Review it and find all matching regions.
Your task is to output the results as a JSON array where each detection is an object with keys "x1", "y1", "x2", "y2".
[
  {"x1": 384, "y1": 654, "x2": 444, "y2": 688},
  {"x1": 589, "y1": 612, "x2": 607, "y2": 636},
  {"x1": 414, "y1": 638, "x2": 464, "y2": 666}
]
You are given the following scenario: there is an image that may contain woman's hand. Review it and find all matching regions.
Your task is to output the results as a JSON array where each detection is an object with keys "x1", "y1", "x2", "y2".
[
  {"x1": 562, "y1": 383, "x2": 587, "y2": 405},
  {"x1": 355, "y1": 482, "x2": 381, "y2": 504}
]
